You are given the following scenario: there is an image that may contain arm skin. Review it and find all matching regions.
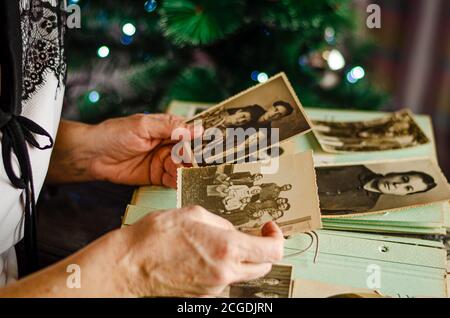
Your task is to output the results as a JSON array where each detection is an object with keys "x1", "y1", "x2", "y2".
[
  {"x1": 0, "y1": 115, "x2": 284, "y2": 297},
  {"x1": 47, "y1": 114, "x2": 193, "y2": 187},
  {"x1": 0, "y1": 229, "x2": 131, "y2": 297},
  {"x1": 46, "y1": 120, "x2": 97, "y2": 183},
  {"x1": 0, "y1": 208, "x2": 284, "y2": 298}
]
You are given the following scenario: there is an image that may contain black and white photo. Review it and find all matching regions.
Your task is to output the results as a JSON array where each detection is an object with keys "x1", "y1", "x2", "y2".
[
  {"x1": 313, "y1": 110, "x2": 429, "y2": 153},
  {"x1": 187, "y1": 73, "x2": 312, "y2": 165},
  {"x1": 317, "y1": 158, "x2": 450, "y2": 217},
  {"x1": 178, "y1": 152, "x2": 322, "y2": 235},
  {"x1": 228, "y1": 265, "x2": 293, "y2": 298}
]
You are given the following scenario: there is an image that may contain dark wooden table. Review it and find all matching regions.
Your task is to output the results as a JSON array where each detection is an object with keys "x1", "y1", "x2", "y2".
[{"x1": 35, "y1": 182, "x2": 135, "y2": 268}]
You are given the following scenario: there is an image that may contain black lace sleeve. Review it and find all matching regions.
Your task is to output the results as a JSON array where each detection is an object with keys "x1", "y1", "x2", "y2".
[{"x1": 20, "y1": 0, "x2": 67, "y2": 102}]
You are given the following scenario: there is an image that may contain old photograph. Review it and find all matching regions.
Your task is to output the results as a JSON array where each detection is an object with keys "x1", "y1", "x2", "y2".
[
  {"x1": 228, "y1": 265, "x2": 293, "y2": 298},
  {"x1": 312, "y1": 110, "x2": 430, "y2": 153},
  {"x1": 178, "y1": 152, "x2": 322, "y2": 235},
  {"x1": 187, "y1": 73, "x2": 312, "y2": 165},
  {"x1": 317, "y1": 158, "x2": 450, "y2": 217}
]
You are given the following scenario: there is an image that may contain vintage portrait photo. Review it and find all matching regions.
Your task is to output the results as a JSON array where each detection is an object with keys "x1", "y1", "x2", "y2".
[
  {"x1": 312, "y1": 110, "x2": 430, "y2": 153},
  {"x1": 228, "y1": 265, "x2": 293, "y2": 298},
  {"x1": 317, "y1": 158, "x2": 450, "y2": 217},
  {"x1": 186, "y1": 72, "x2": 312, "y2": 165},
  {"x1": 178, "y1": 152, "x2": 322, "y2": 235}
]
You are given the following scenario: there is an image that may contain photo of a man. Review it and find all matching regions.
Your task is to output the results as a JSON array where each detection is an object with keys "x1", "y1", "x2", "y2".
[{"x1": 316, "y1": 158, "x2": 449, "y2": 217}]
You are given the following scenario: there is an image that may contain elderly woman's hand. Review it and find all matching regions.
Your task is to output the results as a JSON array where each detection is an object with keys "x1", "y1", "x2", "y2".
[{"x1": 84, "y1": 114, "x2": 194, "y2": 188}]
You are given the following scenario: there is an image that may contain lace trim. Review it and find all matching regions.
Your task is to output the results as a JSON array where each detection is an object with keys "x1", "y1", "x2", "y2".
[{"x1": 20, "y1": 0, "x2": 67, "y2": 101}]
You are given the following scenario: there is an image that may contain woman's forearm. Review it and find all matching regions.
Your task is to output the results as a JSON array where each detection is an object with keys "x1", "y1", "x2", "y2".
[
  {"x1": 0, "y1": 230, "x2": 131, "y2": 297},
  {"x1": 46, "y1": 120, "x2": 97, "y2": 184}
]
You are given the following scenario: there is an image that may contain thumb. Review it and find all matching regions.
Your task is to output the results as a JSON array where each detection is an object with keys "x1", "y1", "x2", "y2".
[
  {"x1": 261, "y1": 221, "x2": 283, "y2": 239},
  {"x1": 146, "y1": 114, "x2": 204, "y2": 140},
  {"x1": 144, "y1": 114, "x2": 190, "y2": 140}
]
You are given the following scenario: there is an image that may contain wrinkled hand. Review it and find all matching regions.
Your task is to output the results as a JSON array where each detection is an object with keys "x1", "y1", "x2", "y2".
[
  {"x1": 87, "y1": 114, "x2": 194, "y2": 188},
  {"x1": 120, "y1": 206, "x2": 284, "y2": 297}
]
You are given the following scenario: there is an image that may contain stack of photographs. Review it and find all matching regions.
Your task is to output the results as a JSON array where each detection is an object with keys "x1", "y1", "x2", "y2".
[
  {"x1": 307, "y1": 110, "x2": 450, "y2": 236},
  {"x1": 174, "y1": 73, "x2": 322, "y2": 236},
  {"x1": 121, "y1": 73, "x2": 450, "y2": 298}
]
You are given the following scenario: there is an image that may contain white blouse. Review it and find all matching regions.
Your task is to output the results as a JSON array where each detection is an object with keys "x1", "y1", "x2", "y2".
[{"x1": 0, "y1": 0, "x2": 66, "y2": 286}]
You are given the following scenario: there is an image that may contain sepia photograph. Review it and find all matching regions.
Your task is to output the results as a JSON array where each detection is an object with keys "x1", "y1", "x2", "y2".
[
  {"x1": 312, "y1": 110, "x2": 430, "y2": 153},
  {"x1": 178, "y1": 152, "x2": 322, "y2": 235},
  {"x1": 317, "y1": 158, "x2": 450, "y2": 217},
  {"x1": 228, "y1": 265, "x2": 293, "y2": 298},
  {"x1": 186, "y1": 73, "x2": 312, "y2": 165}
]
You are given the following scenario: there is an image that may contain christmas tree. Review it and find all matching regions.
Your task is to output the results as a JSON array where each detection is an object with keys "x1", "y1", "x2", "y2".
[{"x1": 65, "y1": 0, "x2": 387, "y2": 123}]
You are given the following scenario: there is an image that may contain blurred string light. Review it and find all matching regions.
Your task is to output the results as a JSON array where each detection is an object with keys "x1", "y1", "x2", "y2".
[
  {"x1": 324, "y1": 27, "x2": 336, "y2": 44},
  {"x1": 257, "y1": 72, "x2": 269, "y2": 83},
  {"x1": 144, "y1": 0, "x2": 158, "y2": 12},
  {"x1": 250, "y1": 71, "x2": 269, "y2": 83},
  {"x1": 251, "y1": 71, "x2": 259, "y2": 81},
  {"x1": 351, "y1": 66, "x2": 365, "y2": 79},
  {"x1": 298, "y1": 55, "x2": 309, "y2": 67},
  {"x1": 326, "y1": 49, "x2": 345, "y2": 71},
  {"x1": 122, "y1": 23, "x2": 136, "y2": 36},
  {"x1": 121, "y1": 35, "x2": 134, "y2": 45},
  {"x1": 262, "y1": 27, "x2": 271, "y2": 36},
  {"x1": 97, "y1": 45, "x2": 110, "y2": 58},
  {"x1": 346, "y1": 66, "x2": 365, "y2": 84},
  {"x1": 88, "y1": 90, "x2": 100, "y2": 103}
]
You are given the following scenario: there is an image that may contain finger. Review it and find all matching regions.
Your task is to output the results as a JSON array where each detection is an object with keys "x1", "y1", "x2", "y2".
[
  {"x1": 162, "y1": 172, "x2": 177, "y2": 189},
  {"x1": 144, "y1": 114, "x2": 191, "y2": 140},
  {"x1": 163, "y1": 155, "x2": 180, "y2": 178},
  {"x1": 149, "y1": 114, "x2": 186, "y2": 122},
  {"x1": 150, "y1": 147, "x2": 171, "y2": 185},
  {"x1": 232, "y1": 263, "x2": 273, "y2": 283},
  {"x1": 152, "y1": 114, "x2": 203, "y2": 140},
  {"x1": 261, "y1": 221, "x2": 284, "y2": 239},
  {"x1": 234, "y1": 230, "x2": 284, "y2": 263}
]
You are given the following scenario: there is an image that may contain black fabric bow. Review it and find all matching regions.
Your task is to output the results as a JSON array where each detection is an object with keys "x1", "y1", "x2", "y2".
[
  {"x1": 1, "y1": 0, "x2": 54, "y2": 273},
  {"x1": 0, "y1": 110, "x2": 54, "y2": 273}
]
